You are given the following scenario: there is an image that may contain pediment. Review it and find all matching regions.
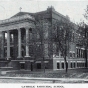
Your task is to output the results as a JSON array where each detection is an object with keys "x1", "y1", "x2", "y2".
[
  {"x1": 0, "y1": 12, "x2": 35, "y2": 25},
  {"x1": 11, "y1": 12, "x2": 34, "y2": 18}
]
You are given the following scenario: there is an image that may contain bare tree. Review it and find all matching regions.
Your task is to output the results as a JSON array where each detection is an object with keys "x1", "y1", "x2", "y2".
[
  {"x1": 26, "y1": 16, "x2": 74, "y2": 73},
  {"x1": 84, "y1": 5, "x2": 88, "y2": 20},
  {"x1": 53, "y1": 20, "x2": 73, "y2": 73},
  {"x1": 77, "y1": 5, "x2": 88, "y2": 67},
  {"x1": 77, "y1": 22, "x2": 88, "y2": 67}
]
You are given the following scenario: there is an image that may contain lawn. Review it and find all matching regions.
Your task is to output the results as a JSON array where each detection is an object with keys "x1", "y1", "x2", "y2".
[{"x1": 1, "y1": 68, "x2": 88, "y2": 79}]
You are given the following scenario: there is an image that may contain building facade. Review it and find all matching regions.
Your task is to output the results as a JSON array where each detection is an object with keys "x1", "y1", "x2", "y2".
[{"x1": 0, "y1": 6, "x2": 87, "y2": 71}]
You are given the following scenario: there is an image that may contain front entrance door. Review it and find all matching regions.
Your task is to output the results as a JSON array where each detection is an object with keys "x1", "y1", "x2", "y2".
[
  {"x1": 20, "y1": 63, "x2": 25, "y2": 69},
  {"x1": 37, "y1": 63, "x2": 41, "y2": 69}
]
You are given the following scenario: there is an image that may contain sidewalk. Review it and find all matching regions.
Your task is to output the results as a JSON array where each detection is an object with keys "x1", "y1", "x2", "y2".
[{"x1": 0, "y1": 76, "x2": 88, "y2": 83}]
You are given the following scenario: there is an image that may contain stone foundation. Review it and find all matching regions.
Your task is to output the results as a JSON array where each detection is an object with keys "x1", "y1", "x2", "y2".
[{"x1": 0, "y1": 59, "x2": 53, "y2": 71}]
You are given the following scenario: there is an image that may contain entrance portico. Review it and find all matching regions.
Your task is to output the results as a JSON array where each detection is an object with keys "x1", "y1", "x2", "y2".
[{"x1": 0, "y1": 14, "x2": 35, "y2": 61}]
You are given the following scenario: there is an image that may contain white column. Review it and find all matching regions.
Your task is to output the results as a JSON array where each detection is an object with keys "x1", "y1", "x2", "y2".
[
  {"x1": 25, "y1": 28, "x2": 30, "y2": 57},
  {"x1": 7, "y1": 31, "x2": 11, "y2": 59},
  {"x1": 17, "y1": 28, "x2": 22, "y2": 58},
  {"x1": 76, "y1": 61, "x2": 77, "y2": 68},
  {"x1": 81, "y1": 50, "x2": 83, "y2": 58},
  {"x1": 76, "y1": 48, "x2": 77, "y2": 58},
  {"x1": 78, "y1": 49, "x2": 79, "y2": 58},
  {"x1": 1, "y1": 31, "x2": 5, "y2": 58}
]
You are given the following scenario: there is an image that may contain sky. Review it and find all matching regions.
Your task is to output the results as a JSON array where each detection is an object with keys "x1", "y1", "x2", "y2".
[{"x1": 0, "y1": 0, "x2": 88, "y2": 23}]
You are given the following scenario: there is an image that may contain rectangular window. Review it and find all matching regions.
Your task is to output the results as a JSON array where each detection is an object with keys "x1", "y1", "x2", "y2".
[
  {"x1": 62, "y1": 63, "x2": 64, "y2": 69},
  {"x1": 77, "y1": 63, "x2": 78, "y2": 67},
  {"x1": 83, "y1": 50, "x2": 85, "y2": 58},
  {"x1": 71, "y1": 63, "x2": 72, "y2": 68},
  {"x1": 66, "y1": 62, "x2": 68, "y2": 68},
  {"x1": 79, "y1": 49, "x2": 80, "y2": 58},
  {"x1": 73, "y1": 53, "x2": 75, "y2": 58},
  {"x1": 70, "y1": 53, "x2": 72, "y2": 58},
  {"x1": 74, "y1": 63, "x2": 75, "y2": 68},
  {"x1": 57, "y1": 63, "x2": 60, "y2": 69}
]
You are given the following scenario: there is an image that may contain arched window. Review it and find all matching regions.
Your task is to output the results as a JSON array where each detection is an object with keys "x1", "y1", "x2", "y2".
[{"x1": 29, "y1": 28, "x2": 32, "y2": 33}]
